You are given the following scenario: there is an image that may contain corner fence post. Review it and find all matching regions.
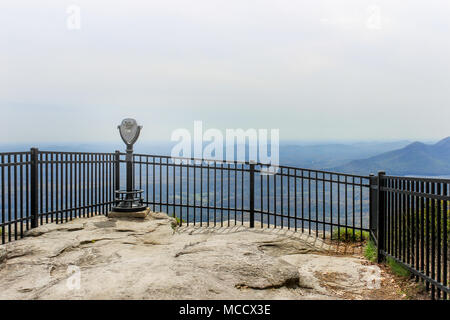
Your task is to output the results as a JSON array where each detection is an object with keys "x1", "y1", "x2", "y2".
[
  {"x1": 30, "y1": 148, "x2": 39, "y2": 228},
  {"x1": 249, "y1": 162, "x2": 255, "y2": 228},
  {"x1": 114, "y1": 150, "x2": 120, "y2": 204},
  {"x1": 377, "y1": 171, "x2": 386, "y2": 263}
]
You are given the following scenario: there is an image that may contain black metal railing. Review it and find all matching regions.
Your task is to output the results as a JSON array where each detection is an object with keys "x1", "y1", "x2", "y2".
[
  {"x1": 35, "y1": 150, "x2": 116, "y2": 223},
  {"x1": 0, "y1": 148, "x2": 449, "y2": 299},
  {"x1": 0, "y1": 151, "x2": 31, "y2": 243},
  {"x1": 373, "y1": 173, "x2": 449, "y2": 300},
  {"x1": 0, "y1": 149, "x2": 116, "y2": 243},
  {"x1": 131, "y1": 153, "x2": 370, "y2": 239}
]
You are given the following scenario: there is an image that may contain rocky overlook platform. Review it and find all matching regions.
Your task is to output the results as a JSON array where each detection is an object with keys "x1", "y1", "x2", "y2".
[{"x1": 0, "y1": 212, "x2": 399, "y2": 300}]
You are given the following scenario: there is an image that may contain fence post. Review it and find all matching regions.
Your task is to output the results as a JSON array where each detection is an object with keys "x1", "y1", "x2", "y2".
[
  {"x1": 30, "y1": 148, "x2": 39, "y2": 228},
  {"x1": 377, "y1": 171, "x2": 386, "y2": 263},
  {"x1": 249, "y1": 162, "x2": 255, "y2": 228},
  {"x1": 114, "y1": 150, "x2": 120, "y2": 204},
  {"x1": 369, "y1": 173, "x2": 376, "y2": 242}
]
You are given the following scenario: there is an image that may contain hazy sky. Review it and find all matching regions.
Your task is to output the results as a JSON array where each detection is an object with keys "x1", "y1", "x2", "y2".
[{"x1": 1, "y1": 0, "x2": 449, "y2": 143}]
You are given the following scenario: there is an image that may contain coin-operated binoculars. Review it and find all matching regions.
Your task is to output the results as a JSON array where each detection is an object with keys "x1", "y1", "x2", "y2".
[{"x1": 110, "y1": 118, "x2": 148, "y2": 217}]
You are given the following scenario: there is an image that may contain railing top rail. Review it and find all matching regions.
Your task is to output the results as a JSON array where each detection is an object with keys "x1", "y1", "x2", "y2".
[
  {"x1": 131, "y1": 152, "x2": 250, "y2": 165},
  {"x1": 38, "y1": 150, "x2": 116, "y2": 156},
  {"x1": 382, "y1": 175, "x2": 450, "y2": 184},
  {"x1": 130, "y1": 152, "x2": 371, "y2": 180},
  {"x1": 0, "y1": 151, "x2": 31, "y2": 156},
  {"x1": 270, "y1": 165, "x2": 370, "y2": 180}
]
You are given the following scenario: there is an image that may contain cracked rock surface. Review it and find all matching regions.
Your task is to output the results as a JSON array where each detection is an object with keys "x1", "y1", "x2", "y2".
[{"x1": 0, "y1": 212, "x2": 383, "y2": 299}]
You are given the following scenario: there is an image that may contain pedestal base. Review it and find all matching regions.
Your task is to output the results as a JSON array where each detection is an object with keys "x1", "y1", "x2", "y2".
[{"x1": 108, "y1": 208, "x2": 150, "y2": 219}]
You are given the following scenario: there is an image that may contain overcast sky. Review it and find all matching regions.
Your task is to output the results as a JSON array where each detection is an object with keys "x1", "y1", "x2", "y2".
[{"x1": 1, "y1": 0, "x2": 449, "y2": 143}]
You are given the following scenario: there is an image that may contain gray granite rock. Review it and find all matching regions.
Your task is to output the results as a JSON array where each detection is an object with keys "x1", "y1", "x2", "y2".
[{"x1": 0, "y1": 212, "x2": 384, "y2": 300}]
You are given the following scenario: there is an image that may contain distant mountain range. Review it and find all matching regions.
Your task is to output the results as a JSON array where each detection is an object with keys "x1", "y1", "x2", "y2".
[
  {"x1": 332, "y1": 137, "x2": 450, "y2": 176},
  {"x1": 279, "y1": 141, "x2": 411, "y2": 169},
  {"x1": 1, "y1": 138, "x2": 448, "y2": 176}
]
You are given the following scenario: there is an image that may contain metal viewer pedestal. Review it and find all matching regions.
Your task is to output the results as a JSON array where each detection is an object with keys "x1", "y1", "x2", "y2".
[
  {"x1": 113, "y1": 190, "x2": 146, "y2": 212},
  {"x1": 110, "y1": 118, "x2": 149, "y2": 218}
]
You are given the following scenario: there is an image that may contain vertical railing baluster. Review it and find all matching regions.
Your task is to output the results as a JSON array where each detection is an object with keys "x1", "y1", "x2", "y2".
[
  {"x1": 260, "y1": 167, "x2": 263, "y2": 228},
  {"x1": 55, "y1": 153, "x2": 60, "y2": 223},
  {"x1": 315, "y1": 172, "x2": 318, "y2": 236},
  {"x1": 50, "y1": 153, "x2": 54, "y2": 222},
  {"x1": 322, "y1": 173, "x2": 325, "y2": 239},
  {"x1": 400, "y1": 179, "x2": 403, "y2": 260},
  {"x1": 194, "y1": 161, "x2": 197, "y2": 226},
  {"x1": 403, "y1": 179, "x2": 407, "y2": 261},
  {"x1": 274, "y1": 168, "x2": 277, "y2": 228},
  {"x1": 80, "y1": 154, "x2": 83, "y2": 217},
  {"x1": 83, "y1": 153, "x2": 87, "y2": 217},
  {"x1": 228, "y1": 164, "x2": 231, "y2": 227},
  {"x1": 201, "y1": 160, "x2": 204, "y2": 226},
  {"x1": 1, "y1": 154, "x2": 4, "y2": 243},
  {"x1": 171, "y1": 159, "x2": 174, "y2": 218},
  {"x1": 249, "y1": 162, "x2": 255, "y2": 228},
  {"x1": 65, "y1": 153, "x2": 69, "y2": 221},
  {"x1": 420, "y1": 181, "x2": 425, "y2": 283},
  {"x1": 344, "y1": 175, "x2": 347, "y2": 240},
  {"x1": 301, "y1": 170, "x2": 304, "y2": 233},
  {"x1": 213, "y1": 162, "x2": 216, "y2": 227},
  {"x1": 152, "y1": 157, "x2": 155, "y2": 211},
  {"x1": 337, "y1": 174, "x2": 340, "y2": 240},
  {"x1": 393, "y1": 178, "x2": 397, "y2": 258},
  {"x1": 30, "y1": 148, "x2": 38, "y2": 229},
  {"x1": 415, "y1": 180, "x2": 420, "y2": 282},
  {"x1": 89, "y1": 153, "x2": 93, "y2": 217},
  {"x1": 13, "y1": 154, "x2": 18, "y2": 240},
  {"x1": 360, "y1": 178, "x2": 363, "y2": 240},
  {"x1": 45, "y1": 153, "x2": 48, "y2": 224},
  {"x1": 170, "y1": 158, "x2": 173, "y2": 216},
  {"x1": 96, "y1": 154, "x2": 99, "y2": 216},
  {"x1": 430, "y1": 182, "x2": 436, "y2": 299},
  {"x1": 241, "y1": 163, "x2": 244, "y2": 226},
  {"x1": 19, "y1": 154, "x2": 23, "y2": 237},
  {"x1": 377, "y1": 171, "x2": 385, "y2": 263},
  {"x1": 425, "y1": 181, "x2": 430, "y2": 292},
  {"x1": 294, "y1": 171, "x2": 297, "y2": 232},
  {"x1": 39, "y1": 152, "x2": 43, "y2": 226},
  {"x1": 329, "y1": 173, "x2": 332, "y2": 239},
  {"x1": 352, "y1": 176, "x2": 356, "y2": 239},
  {"x1": 436, "y1": 182, "x2": 441, "y2": 299},
  {"x1": 145, "y1": 156, "x2": 149, "y2": 210},
  {"x1": 442, "y1": 183, "x2": 448, "y2": 300},
  {"x1": 280, "y1": 168, "x2": 283, "y2": 229},
  {"x1": 308, "y1": 171, "x2": 311, "y2": 234},
  {"x1": 187, "y1": 159, "x2": 190, "y2": 226},
  {"x1": 101, "y1": 154, "x2": 105, "y2": 214},
  {"x1": 287, "y1": 169, "x2": 290, "y2": 230},
  {"x1": 266, "y1": 170, "x2": 269, "y2": 228},
  {"x1": 207, "y1": 162, "x2": 210, "y2": 226},
  {"x1": 220, "y1": 162, "x2": 223, "y2": 227},
  {"x1": 26, "y1": 153, "x2": 29, "y2": 230},
  {"x1": 69, "y1": 153, "x2": 73, "y2": 220},
  {"x1": 387, "y1": 178, "x2": 391, "y2": 255},
  {"x1": 160, "y1": 158, "x2": 169, "y2": 214},
  {"x1": 405, "y1": 181, "x2": 411, "y2": 264}
]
